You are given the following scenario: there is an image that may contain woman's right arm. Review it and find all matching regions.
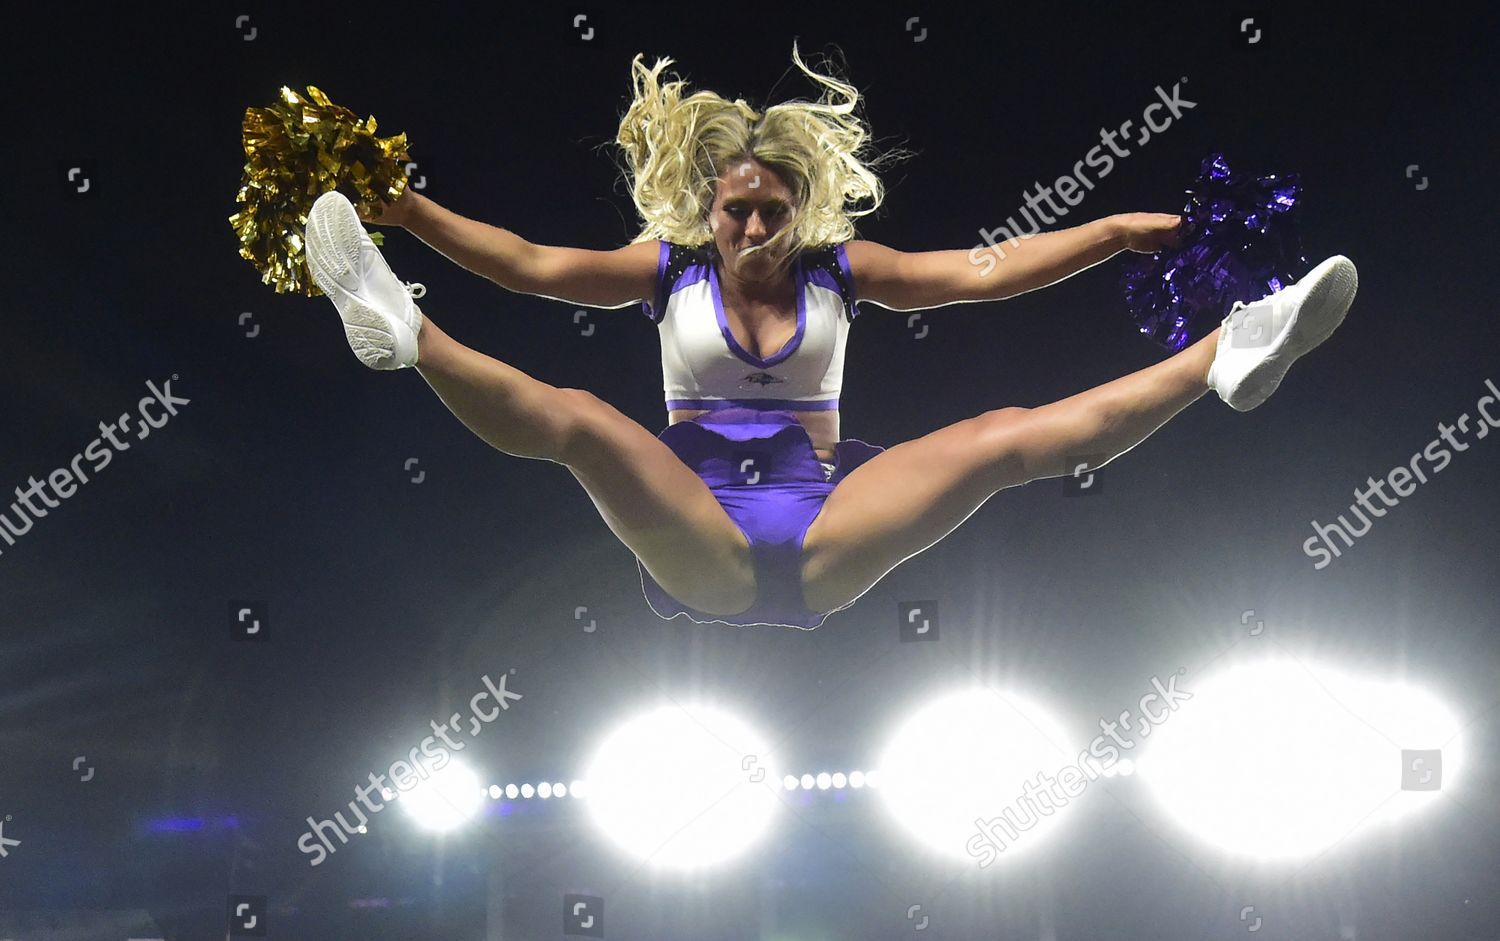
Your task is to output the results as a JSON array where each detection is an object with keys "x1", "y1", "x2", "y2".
[{"x1": 380, "y1": 190, "x2": 659, "y2": 310}]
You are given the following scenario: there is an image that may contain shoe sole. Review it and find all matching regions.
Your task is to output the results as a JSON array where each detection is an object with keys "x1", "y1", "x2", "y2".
[
  {"x1": 306, "y1": 191, "x2": 380, "y2": 308},
  {"x1": 1230, "y1": 256, "x2": 1358, "y2": 410},
  {"x1": 305, "y1": 192, "x2": 406, "y2": 369}
]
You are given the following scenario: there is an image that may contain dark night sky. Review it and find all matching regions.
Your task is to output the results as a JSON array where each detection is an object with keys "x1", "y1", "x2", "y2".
[{"x1": 3, "y1": 4, "x2": 1497, "y2": 939}]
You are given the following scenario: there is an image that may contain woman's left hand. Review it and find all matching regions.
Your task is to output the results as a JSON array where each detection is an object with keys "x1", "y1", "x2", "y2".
[{"x1": 1114, "y1": 212, "x2": 1184, "y2": 253}]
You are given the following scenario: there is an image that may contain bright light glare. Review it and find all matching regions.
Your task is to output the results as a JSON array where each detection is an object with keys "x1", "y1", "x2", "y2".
[
  {"x1": 1137, "y1": 659, "x2": 1464, "y2": 859},
  {"x1": 398, "y1": 759, "x2": 484, "y2": 833},
  {"x1": 877, "y1": 687, "x2": 1075, "y2": 863},
  {"x1": 583, "y1": 703, "x2": 780, "y2": 870}
]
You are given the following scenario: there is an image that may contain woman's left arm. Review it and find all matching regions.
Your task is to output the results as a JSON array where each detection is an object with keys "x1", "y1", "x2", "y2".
[{"x1": 846, "y1": 213, "x2": 1180, "y2": 311}]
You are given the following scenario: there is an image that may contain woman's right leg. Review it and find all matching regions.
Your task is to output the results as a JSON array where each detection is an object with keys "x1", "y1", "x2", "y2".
[{"x1": 412, "y1": 317, "x2": 757, "y2": 616}]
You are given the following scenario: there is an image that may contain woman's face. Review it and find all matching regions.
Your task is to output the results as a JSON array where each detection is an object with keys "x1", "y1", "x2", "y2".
[{"x1": 709, "y1": 157, "x2": 796, "y2": 283}]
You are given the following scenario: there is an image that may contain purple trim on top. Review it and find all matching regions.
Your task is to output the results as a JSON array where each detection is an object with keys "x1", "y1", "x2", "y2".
[
  {"x1": 805, "y1": 265, "x2": 842, "y2": 297},
  {"x1": 641, "y1": 239, "x2": 671, "y2": 323},
  {"x1": 666, "y1": 397, "x2": 839, "y2": 411},
  {"x1": 835, "y1": 243, "x2": 861, "y2": 321},
  {"x1": 710, "y1": 254, "x2": 807, "y2": 369}
]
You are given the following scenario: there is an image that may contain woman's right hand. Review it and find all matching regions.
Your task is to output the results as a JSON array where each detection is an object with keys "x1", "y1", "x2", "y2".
[{"x1": 358, "y1": 188, "x2": 417, "y2": 228}]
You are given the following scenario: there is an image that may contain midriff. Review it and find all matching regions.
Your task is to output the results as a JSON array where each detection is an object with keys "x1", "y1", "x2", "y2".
[{"x1": 668, "y1": 408, "x2": 839, "y2": 464}]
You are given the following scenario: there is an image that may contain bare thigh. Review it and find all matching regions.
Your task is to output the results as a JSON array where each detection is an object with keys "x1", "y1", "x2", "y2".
[
  {"x1": 800, "y1": 332, "x2": 1214, "y2": 614},
  {"x1": 800, "y1": 408, "x2": 1034, "y2": 614},
  {"x1": 556, "y1": 390, "x2": 757, "y2": 616}
]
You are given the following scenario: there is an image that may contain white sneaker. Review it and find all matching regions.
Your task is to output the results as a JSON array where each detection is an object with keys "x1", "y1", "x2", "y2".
[
  {"x1": 1206, "y1": 255, "x2": 1358, "y2": 411},
  {"x1": 305, "y1": 190, "x2": 427, "y2": 370}
]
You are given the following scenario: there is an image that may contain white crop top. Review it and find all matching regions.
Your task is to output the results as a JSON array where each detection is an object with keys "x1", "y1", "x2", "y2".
[{"x1": 640, "y1": 240, "x2": 862, "y2": 412}]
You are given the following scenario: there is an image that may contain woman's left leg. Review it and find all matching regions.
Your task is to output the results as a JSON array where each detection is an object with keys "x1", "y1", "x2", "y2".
[{"x1": 800, "y1": 327, "x2": 1220, "y2": 614}]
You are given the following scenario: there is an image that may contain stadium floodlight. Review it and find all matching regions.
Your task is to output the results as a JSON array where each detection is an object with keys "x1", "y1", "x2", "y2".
[
  {"x1": 583, "y1": 703, "x2": 780, "y2": 871},
  {"x1": 1137, "y1": 658, "x2": 1463, "y2": 859},
  {"x1": 398, "y1": 759, "x2": 483, "y2": 833},
  {"x1": 877, "y1": 687, "x2": 1076, "y2": 864}
]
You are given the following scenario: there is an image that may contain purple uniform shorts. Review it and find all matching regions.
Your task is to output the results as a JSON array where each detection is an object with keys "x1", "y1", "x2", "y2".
[{"x1": 636, "y1": 407, "x2": 885, "y2": 629}]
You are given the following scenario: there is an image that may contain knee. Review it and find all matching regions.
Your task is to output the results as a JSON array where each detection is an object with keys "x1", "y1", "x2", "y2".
[
  {"x1": 979, "y1": 406, "x2": 1031, "y2": 430},
  {"x1": 976, "y1": 406, "x2": 1033, "y2": 451},
  {"x1": 557, "y1": 386, "x2": 605, "y2": 419},
  {"x1": 975, "y1": 406, "x2": 1035, "y2": 480},
  {"x1": 554, "y1": 387, "x2": 614, "y2": 463}
]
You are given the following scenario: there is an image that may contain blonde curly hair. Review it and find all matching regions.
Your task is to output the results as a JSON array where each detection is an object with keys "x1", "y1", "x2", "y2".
[{"x1": 613, "y1": 40, "x2": 907, "y2": 276}]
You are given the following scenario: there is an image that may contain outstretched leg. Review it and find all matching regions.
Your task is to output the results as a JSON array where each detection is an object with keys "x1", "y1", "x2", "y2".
[
  {"x1": 413, "y1": 317, "x2": 758, "y2": 616},
  {"x1": 303, "y1": 189, "x2": 756, "y2": 616},
  {"x1": 800, "y1": 328, "x2": 1219, "y2": 614}
]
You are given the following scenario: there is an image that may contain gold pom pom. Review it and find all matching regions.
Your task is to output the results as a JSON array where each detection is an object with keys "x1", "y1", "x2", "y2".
[{"x1": 228, "y1": 85, "x2": 412, "y2": 296}]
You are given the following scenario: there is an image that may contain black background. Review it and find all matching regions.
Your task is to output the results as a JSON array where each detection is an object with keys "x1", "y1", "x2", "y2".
[{"x1": 4, "y1": 4, "x2": 1497, "y2": 939}]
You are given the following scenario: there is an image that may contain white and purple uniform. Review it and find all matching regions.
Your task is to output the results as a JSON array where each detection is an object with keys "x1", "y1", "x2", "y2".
[
  {"x1": 636, "y1": 241, "x2": 886, "y2": 629},
  {"x1": 644, "y1": 239, "x2": 860, "y2": 416}
]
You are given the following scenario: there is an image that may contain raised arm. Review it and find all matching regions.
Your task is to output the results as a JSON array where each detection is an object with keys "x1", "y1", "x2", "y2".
[
  {"x1": 843, "y1": 213, "x2": 1180, "y2": 312},
  {"x1": 371, "y1": 190, "x2": 660, "y2": 310}
]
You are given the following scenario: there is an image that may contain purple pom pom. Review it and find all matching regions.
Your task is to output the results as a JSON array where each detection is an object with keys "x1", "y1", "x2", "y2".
[{"x1": 1122, "y1": 153, "x2": 1309, "y2": 351}]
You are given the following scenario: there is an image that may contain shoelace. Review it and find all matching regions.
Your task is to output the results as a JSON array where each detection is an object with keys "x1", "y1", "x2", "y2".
[
  {"x1": 1226, "y1": 292, "x2": 1289, "y2": 320},
  {"x1": 404, "y1": 281, "x2": 427, "y2": 299}
]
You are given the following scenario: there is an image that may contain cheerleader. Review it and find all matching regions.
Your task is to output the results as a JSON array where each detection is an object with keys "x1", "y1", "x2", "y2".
[{"x1": 302, "y1": 44, "x2": 1356, "y2": 629}]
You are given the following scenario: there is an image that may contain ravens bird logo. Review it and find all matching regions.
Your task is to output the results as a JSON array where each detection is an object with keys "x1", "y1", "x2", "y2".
[{"x1": 740, "y1": 371, "x2": 785, "y2": 388}]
